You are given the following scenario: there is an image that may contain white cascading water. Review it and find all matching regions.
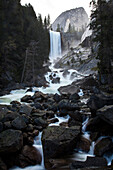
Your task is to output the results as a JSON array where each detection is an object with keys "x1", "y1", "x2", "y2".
[{"x1": 49, "y1": 30, "x2": 61, "y2": 59}]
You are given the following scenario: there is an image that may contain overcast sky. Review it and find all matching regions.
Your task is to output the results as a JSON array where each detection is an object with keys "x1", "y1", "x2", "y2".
[{"x1": 21, "y1": 0, "x2": 91, "y2": 23}]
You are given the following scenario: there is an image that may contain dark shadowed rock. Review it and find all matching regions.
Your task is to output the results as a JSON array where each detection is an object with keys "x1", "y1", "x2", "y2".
[
  {"x1": 12, "y1": 116, "x2": 27, "y2": 130},
  {"x1": 4, "y1": 121, "x2": 12, "y2": 129},
  {"x1": 47, "y1": 118, "x2": 59, "y2": 125},
  {"x1": 32, "y1": 91, "x2": 48, "y2": 101},
  {"x1": 69, "y1": 93, "x2": 80, "y2": 102},
  {"x1": 68, "y1": 118, "x2": 82, "y2": 127},
  {"x1": 58, "y1": 99, "x2": 80, "y2": 111},
  {"x1": 86, "y1": 117, "x2": 113, "y2": 136},
  {"x1": 94, "y1": 138, "x2": 113, "y2": 156},
  {"x1": 34, "y1": 117, "x2": 48, "y2": 128},
  {"x1": 19, "y1": 145, "x2": 42, "y2": 168},
  {"x1": 21, "y1": 95, "x2": 32, "y2": 103},
  {"x1": 53, "y1": 93, "x2": 62, "y2": 103},
  {"x1": 87, "y1": 94, "x2": 113, "y2": 116},
  {"x1": 97, "y1": 105, "x2": 113, "y2": 125},
  {"x1": 0, "y1": 106, "x2": 9, "y2": 122},
  {"x1": 10, "y1": 100, "x2": 21, "y2": 106},
  {"x1": 33, "y1": 102, "x2": 42, "y2": 110},
  {"x1": 25, "y1": 87, "x2": 33, "y2": 92},
  {"x1": 0, "y1": 122, "x2": 3, "y2": 132},
  {"x1": 52, "y1": 77, "x2": 60, "y2": 84},
  {"x1": 58, "y1": 85, "x2": 80, "y2": 95},
  {"x1": 0, "y1": 108, "x2": 19, "y2": 123},
  {"x1": 0, "y1": 157, "x2": 7, "y2": 170},
  {"x1": 0, "y1": 129, "x2": 23, "y2": 153},
  {"x1": 42, "y1": 126, "x2": 80, "y2": 159},
  {"x1": 68, "y1": 111, "x2": 82, "y2": 122},
  {"x1": 76, "y1": 136, "x2": 91, "y2": 152},
  {"x1": 70, "y1": 157, "x2": 107, "y2": 169},
  {"x1": 19, "y1": 104, "x2": 32, "y2": 116},
  {"x1": 72, "y1": 75, "x2": 99, "y2": 90}
]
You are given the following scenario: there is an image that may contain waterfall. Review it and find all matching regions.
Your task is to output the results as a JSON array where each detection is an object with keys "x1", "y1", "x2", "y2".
[{"x1": 49, "y1": 30, "x2": 61, "y2": 59}]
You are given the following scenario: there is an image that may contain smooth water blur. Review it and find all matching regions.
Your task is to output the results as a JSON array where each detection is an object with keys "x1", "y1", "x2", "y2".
[
  {"x1": 49, "y1": 30, "x2": 61, "y2": 59},
  {"x1": 0, "y1": 89, "x2": 34, "y2": 105}
]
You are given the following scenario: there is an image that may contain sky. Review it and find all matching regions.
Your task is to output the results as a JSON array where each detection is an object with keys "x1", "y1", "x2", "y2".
[{"x1": 21, "y1": 0, "x2": 91, "y2": 23}]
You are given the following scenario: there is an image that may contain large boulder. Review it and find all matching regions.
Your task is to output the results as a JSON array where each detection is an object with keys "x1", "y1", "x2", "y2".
[
  {"x1": 96, "y1": 105, "x2": 113, "y2": 125},
  {"x1": 0, "y1": 129, "x2": 23, "y2": 153},
  {"x1": 87, "y1": 94, "x2": 113, "y2": 116},
  {"x1": 21, "y1": 95, "x2": 32, "y2": 103},
  {"x1": 58, "y1": 99, "x2": 80, "y2": 111},
  {"x1": 34, "y1": 117, "x2": 48, "y2": 128},
  {"x1": 86, "y1": 105, "x2": 113, "y2": 135},
  {"x1": 19, "y1": 145, "x2": 42, "y2": 168},
  {"x1": 72, "y1": 75, "x2": 99, "y2": 90},
  {"x1": 32, "y1": 91, "x2": 48, "y2": 101},
  {"x1": 19, "y1": 104, "x2": 33, "y2": 116},
  {"x1": 94, "y1": 138, "x2": 113, "y2": 156},
  {"x1": 12, "y1": 116, "x2": 27, "y2": 130},
  {"x1": 42, "y1": 126, "x2": 80, "y2": 159},
  {"x1": 58, "y1": 85, "x2": 80, "y2": 95}
]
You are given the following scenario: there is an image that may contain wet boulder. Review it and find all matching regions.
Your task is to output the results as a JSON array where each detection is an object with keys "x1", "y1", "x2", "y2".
[
  {"x1": 58, "y1": 84, "x2": 80, "y2": 95},
  {"x1": 19, "y1": 145, "x2": 42, "y2": 168},
  {"x1": 32, "y1": 91, "x2": 48, "y2": 101},
  {"x1": 62, "y1": 70, "x2": 70, "y2": 78},
  {"x1": 76, "y1": 135, "x2": 91, "y2": 152},
  {"x1": 51, "y1": 77, "x2": 60, "y2": 84},
  {"x1": 42, "y1": 126, "x2": 80, "y2": 159},
  {"x1": 94, "y1": 138, "x2": 113, "y2": 156},
  {"x1": 0, "y1": 129, "x2": 23, "y2": 154},
  {"x1": 21, "y1": 95, "x2": 32, "y2": 103}
]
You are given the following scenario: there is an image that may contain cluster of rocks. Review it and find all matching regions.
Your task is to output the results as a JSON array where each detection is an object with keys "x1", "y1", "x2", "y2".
[
  {"x1": 0, "y1": 75, "x2": 113, "y2": 170},
  {"x1": 0, "y1": 85, "x2": 83, "y2": 170},
  {"x1": 86, "y1": 92, "x2": 113, "y2": 157}
]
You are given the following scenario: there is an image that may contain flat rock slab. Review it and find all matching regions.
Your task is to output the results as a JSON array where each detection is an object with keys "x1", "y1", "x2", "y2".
[{"x1": 42, "y1": 126, "x2": 80, "y2": 159}]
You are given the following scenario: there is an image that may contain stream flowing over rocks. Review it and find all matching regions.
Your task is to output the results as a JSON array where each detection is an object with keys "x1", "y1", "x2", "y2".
[
  {"x1": 0, "y1": 75, "x2": 113, "y2": 170},
  {"x1": 0, "y1": 30, "x2": 113, "y2": 170}
]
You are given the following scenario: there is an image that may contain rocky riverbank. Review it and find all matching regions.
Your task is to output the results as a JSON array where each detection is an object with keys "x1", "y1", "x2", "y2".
[{"x1": 0, "y1": 75, "x2": 113, "y2": 170}]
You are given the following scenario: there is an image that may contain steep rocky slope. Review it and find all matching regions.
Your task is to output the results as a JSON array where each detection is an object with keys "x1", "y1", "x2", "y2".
[{"x1": 52, "y1": 7, "x2": 89, "y2": 32}]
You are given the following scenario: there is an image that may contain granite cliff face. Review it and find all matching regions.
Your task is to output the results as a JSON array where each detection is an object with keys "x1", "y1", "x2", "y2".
[{"x1": 52, "y1": 7, "x2": 89, "y2": 32}]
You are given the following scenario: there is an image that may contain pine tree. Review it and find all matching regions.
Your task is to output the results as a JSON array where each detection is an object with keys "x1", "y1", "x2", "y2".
[{"x1": 90, "y1": 0, "x2": 113, "y2": 83}]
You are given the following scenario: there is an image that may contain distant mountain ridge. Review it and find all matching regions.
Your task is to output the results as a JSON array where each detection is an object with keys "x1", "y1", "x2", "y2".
[{"x1": 52, "y1": 7, "x2": 89, "y2": 33}]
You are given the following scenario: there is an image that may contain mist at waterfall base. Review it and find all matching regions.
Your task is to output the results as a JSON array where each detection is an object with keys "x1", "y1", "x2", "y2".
[{"x1": 0, "y1": 30, "x2": 84, "y2": 105}]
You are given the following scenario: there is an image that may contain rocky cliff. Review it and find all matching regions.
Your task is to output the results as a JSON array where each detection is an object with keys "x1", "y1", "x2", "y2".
[{"x1": 52, "y1": 7, "x2": 89, "y2": 32}]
